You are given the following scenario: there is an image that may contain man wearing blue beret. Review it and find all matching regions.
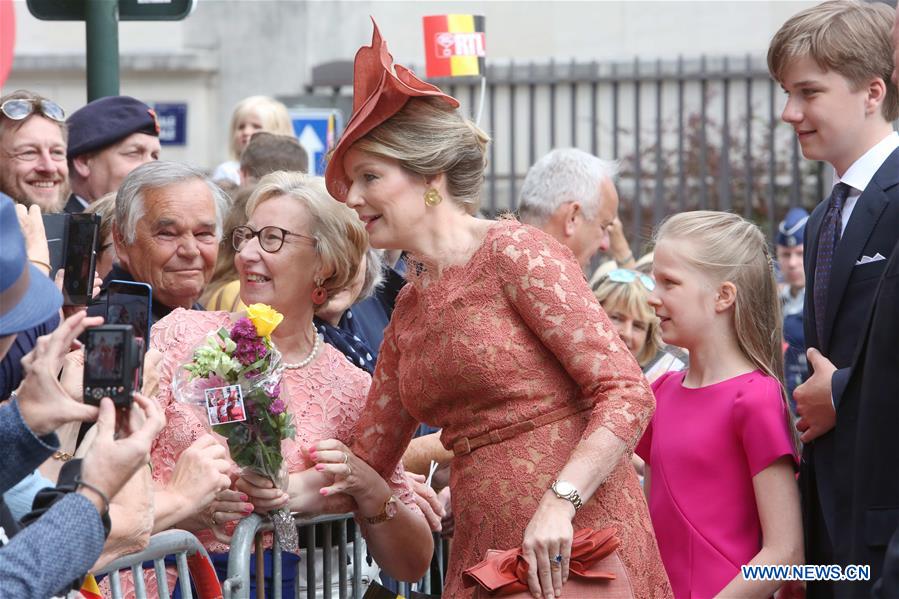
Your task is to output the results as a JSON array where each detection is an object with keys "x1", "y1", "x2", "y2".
[
  {"x1": 776, "y1": 206, "x2": 810, "y2": 413},
  {"x1": 65, "y1": 96, "x2": 160, "y2": 214}
]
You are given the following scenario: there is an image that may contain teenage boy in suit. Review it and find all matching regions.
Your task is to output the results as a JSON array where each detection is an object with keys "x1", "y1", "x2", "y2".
[
  {"x1": 829, "y1": 6, "x2": 899, "y2": 596},
  {"x1": 768, "y1": 1, "x2": 899, "y2": 596}
]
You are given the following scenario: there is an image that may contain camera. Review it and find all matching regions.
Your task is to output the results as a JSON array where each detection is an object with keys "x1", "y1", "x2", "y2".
[{"x1": 83, "y1": 325, "x2": 143, "y2": 406}]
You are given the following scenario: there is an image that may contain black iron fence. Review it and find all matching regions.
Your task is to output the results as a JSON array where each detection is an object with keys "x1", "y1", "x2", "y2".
[{"x1": 305, "y1": 54, "x2": 830, "y2": 252}]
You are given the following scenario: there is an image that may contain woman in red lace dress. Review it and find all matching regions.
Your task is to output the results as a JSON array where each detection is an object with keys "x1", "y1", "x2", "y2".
[
  {"x1": 124, "y1": 172, "x2": 433, "y2": 597},
  {"x1": 322, "y1": 23, "x2": 672, "y2": 599}
]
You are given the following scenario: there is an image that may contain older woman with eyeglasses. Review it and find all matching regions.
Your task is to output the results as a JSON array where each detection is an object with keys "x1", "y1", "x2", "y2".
[{"x1": 142, "y1": 171, "x2": 432, "y2": 596}]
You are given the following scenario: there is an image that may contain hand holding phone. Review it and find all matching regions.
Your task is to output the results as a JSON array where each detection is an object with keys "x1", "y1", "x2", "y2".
[{"x1": 83, "y1": 324, "x2": 142, "y2": 407}]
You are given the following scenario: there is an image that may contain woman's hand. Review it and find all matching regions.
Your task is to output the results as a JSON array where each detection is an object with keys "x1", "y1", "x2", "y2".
[
  {"x1": 308, "y1": 439, "x2": 391, "y2": 518},
  {"x1": 405, "y1": 472, "x2": 444, "y2": 532},
  {"x1": 235, "y1": 469, "x2": 290, "y2": 513},
  {"x1": 521, "y1": 494, "x2": 575, "y2": 599},
  {"x1": 204, "y1": 488, "x2": 255, "y2": 543}
]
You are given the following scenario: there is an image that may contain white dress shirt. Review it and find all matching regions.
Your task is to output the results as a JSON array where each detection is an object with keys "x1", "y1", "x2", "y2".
[{"x1": 832, "y1": 132, "x2": 899, "y2": 234}]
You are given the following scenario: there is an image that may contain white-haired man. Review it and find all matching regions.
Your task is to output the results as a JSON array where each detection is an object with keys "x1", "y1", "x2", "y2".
[
  {"x1": 518, "y1": 148, "x2": 621, "y2": 268},
  {"x1": 92, "y1": 161, "x2": 229, "y2": 323}
]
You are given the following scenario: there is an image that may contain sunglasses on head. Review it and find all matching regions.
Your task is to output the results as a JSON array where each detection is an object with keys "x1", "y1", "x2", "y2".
[
  {"x1": 0, "y1": 98, "x2": 66, "y2": 123},
  {"x1": 607, "y1": 269, "x2": 656, "y2": 291}
]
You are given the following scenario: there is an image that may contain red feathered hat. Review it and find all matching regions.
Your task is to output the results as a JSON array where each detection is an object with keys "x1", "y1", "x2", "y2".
[{"x1": 324, "y1": 18, "x2": 460, "y2": 202}]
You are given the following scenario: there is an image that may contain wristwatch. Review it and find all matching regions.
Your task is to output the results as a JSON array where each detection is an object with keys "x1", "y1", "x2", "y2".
[
  {"x1": 551, "y1": 480, "x2": 583, "y2": 512},
  {"x1": 365, "y1": 495, "x2": 398, "y2": 525}
]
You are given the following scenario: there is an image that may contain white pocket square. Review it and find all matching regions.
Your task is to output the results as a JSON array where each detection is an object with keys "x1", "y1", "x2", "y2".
[{"x1": 855, "y1": 253, "x2": 887, "y2": 266}]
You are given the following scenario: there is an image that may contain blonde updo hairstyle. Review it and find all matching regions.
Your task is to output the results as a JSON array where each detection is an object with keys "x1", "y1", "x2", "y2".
[
  {"x1": 245, "y1": 171, "x2": 367, "y2": 305},
  {"x1": 352, "y1": 97, "x2": 490, "y2": 215},
  {"x1": 592, "y1": 277, "x2": 661, "y2": 366},
  {"x1": 228, "y1": 96, "x2": 295, "y2": 160},
  {"x1": 655, "y1": 211, "x2": 797, "y2": 447}
]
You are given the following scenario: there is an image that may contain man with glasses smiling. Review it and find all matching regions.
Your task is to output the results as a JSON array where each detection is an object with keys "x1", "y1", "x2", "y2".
[{"x1": 0, "y1": 90, "x2": 69, "y2": 213}]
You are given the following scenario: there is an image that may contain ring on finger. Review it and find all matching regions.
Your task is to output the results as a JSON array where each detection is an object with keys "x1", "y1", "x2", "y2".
[
  {"x1": 211, "y1": 512, "x2": 219, "y2": 525},
  {"x1": 346, "y1": 463, "x2": 353, "y2": 477},
  {"x1": 342, "y1": 451, "x2": 349, "y2": 465},
  {"x1": 551, "y1": 553, "x2": 563, "y2": 569}
]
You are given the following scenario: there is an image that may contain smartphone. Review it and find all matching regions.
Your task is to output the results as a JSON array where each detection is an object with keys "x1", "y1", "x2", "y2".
[
  {"x1": 62, "y1": 213, "x2": 99, "y2": 306},
  {"x1": 83, "y1": 325, "x2": 141, "y2": 407},
  {"x1": 106, "y1": 280, "x2": 153, "y2": 343},
  {"x1": 41, "y1": 213, "x2": 68, "y2": 278}
]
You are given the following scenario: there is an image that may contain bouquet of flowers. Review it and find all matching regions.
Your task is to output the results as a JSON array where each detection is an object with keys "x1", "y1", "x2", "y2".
[{"x1": 173, "y1": 303, "x2": 298, "y2": 553}]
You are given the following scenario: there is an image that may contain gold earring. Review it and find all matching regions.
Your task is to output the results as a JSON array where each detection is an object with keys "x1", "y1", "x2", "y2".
[{"x1": 424, "y1": 188, "x2": 443, "y2": 207}]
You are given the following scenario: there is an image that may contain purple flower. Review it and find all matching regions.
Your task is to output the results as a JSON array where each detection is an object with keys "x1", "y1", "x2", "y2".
[
  {"x1": 269, "y1": 398, "x2": 286, "y2": 415},
  {"x1": 235, "y1": 337, "x2": 266, "y2": 366},
  {"x1": 266, "y1": 381, "x2": 281, "y2": 399},
  {"x1": 230, "y1": 318, "x2": 258, "y2": 343}
]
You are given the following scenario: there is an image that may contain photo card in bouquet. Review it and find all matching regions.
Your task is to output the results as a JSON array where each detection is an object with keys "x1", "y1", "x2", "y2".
[{"x1": 205, "y1": 384, "x2": 247, "y2": 425}]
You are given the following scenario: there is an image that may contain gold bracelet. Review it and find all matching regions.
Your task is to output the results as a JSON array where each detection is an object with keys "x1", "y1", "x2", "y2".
[
  {"x1": 52, "y1": 450, "x2": 74, "y2": 462},
  {"x1": 30, "y1": 259, "x2": 51, "y2": 272}
]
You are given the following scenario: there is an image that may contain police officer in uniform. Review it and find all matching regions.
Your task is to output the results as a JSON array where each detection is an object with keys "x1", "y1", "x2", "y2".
[{"x1": 776, "y1": 207, "x2": 810, "y2": 412}]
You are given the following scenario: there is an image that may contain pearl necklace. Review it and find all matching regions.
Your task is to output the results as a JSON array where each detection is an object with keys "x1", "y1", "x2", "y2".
[{"x1": 282, "y1": 327, "x2": 322, "y2": 369}]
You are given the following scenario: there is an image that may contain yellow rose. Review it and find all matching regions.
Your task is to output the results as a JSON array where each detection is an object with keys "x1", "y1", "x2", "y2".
[{"x1": 246, "y1": 303, "x2": 284, "y2": 339}]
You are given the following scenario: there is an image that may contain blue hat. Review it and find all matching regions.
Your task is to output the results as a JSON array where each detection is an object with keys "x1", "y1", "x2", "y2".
[
  {"x1": 0, "y1": 195, "x2": 64, "y2": 336},
  {"x1": 777, "y1": 207, "x2": 809, "y2": 248},
  {"x1": 66, "y1": 95, "x2": 159, "y2": 158}
]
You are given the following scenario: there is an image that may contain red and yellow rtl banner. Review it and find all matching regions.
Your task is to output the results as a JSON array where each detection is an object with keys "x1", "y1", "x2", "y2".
[{"x1": 422, "y1": 14, "x2": 486, "y2": 78}]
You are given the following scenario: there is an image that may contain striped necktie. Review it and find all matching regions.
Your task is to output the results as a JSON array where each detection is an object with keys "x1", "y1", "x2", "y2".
[{"x1": 814, "y1": 182, "x2": 851, "y2": 343}]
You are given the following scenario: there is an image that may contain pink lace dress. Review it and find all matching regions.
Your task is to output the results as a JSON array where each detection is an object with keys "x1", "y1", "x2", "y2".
[
  {"x1": 101, "y1": 308, "x2": 416, "y2": 597},
  {"x1": 351, "y1": 220, "x2": 672, "y2": 598},
  {"x1": 150, "y1": 308, "x2": 417, "y2": 550}
]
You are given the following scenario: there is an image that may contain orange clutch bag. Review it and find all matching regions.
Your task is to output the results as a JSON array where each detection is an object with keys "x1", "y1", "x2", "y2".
[{"x1": 461, "y1": 528, "x2": 634, "y2": 599}]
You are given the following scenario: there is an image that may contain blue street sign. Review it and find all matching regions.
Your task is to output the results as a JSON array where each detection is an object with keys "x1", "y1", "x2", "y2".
[
  {"x1": 290, "y1": 109, "x2": 343, "y2": 176},
  {"x1": 154, "y1": 103, "x2": 187, "y2": 146}
]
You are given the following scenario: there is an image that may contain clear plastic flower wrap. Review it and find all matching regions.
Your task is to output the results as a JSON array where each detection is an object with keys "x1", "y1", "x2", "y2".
[{"x1": 172, "y1": 304, "x2": 298, "y2": 553}]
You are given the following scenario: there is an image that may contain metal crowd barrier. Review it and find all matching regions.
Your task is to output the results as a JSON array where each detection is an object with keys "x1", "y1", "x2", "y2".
[
  {"x1": 94, "y1": 528, "x2": 213, "y2": 599},
  {"x1": 223, "y1": 513, "x2": 449, "y2": 599},
  {"x1": 222, "y1": 513, "x2": 364, "y2": 599},
  {"x1": 99, "y1": 514, "x2": 450, "y2": 598}
]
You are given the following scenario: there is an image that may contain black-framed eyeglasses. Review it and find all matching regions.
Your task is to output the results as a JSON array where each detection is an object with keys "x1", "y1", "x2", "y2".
[
  {"x1": 0, "y1": 98, "x2": 66, "y2": 123},
  {"x1": 231, "y1": 225, "x2": 317, "y2": 254},
  {"x1": 607, "y1": 268, "x2": 656, "y2": 291}
]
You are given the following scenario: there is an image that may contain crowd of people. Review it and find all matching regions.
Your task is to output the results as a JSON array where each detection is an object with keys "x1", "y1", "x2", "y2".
[{"x1": 1, "y1": 0, "x2": 899, "y2": 597}]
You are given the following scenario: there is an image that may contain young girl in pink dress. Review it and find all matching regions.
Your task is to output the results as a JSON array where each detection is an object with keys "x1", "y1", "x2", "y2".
[{"x1": 636, "y1": 211, "x2": 803, "y2": 598}]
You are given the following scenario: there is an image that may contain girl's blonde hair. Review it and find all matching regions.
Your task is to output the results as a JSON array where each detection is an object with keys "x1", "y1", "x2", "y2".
[
  {"x1": 592, "y1": 275, "x2": 661, "y2": 366},
  {"x1": 655, "y1": 211, "x2": 797, "y2": 446},
  {"x1": 353, "y1": 97, "x2": 490, "y2": 215},
  {"x1": 246, "y1": 171, "x2": 367, "y2": 303},
  {"x1": 228, "y1": 96, "x2": 295, "y2": 159}
]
